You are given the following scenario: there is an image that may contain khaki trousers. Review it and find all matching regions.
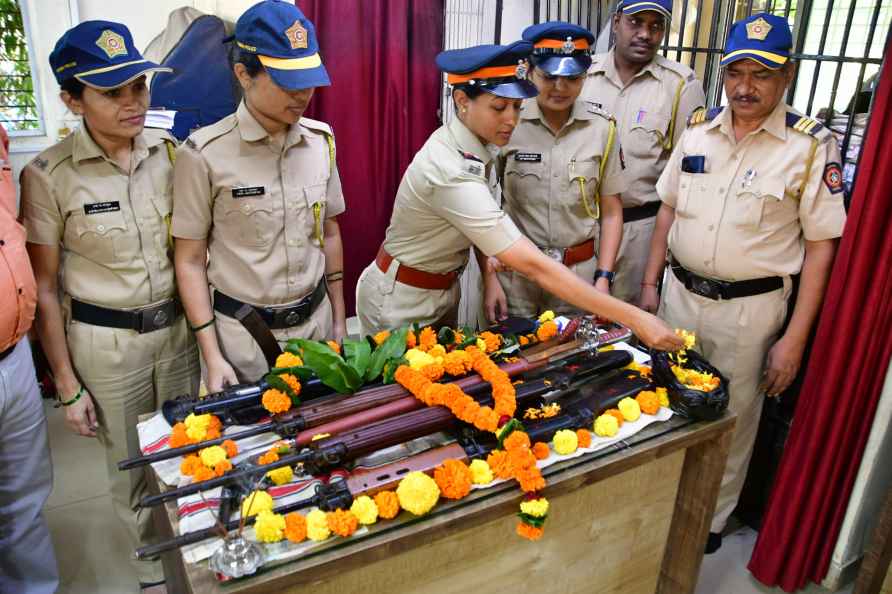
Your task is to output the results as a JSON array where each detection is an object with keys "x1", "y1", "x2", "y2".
[
  {"x1": 214, "y1": 294, "x2": 333, "y2": 384},
  {"x1": 67, "y1": 315, "x2": 199, "y2": 585},
  {"x1": 497, "y1": 254, "x2": 598, "y2": 318},
  {"x1": 356, "y1": 260, "x2": 460, "y2": 337},
  {"x1": 659, "y1": 271, "x2": 791, "y2": 532},
  {"x1": 612, "y1": 216, "x2": 657, "y2": 303}
]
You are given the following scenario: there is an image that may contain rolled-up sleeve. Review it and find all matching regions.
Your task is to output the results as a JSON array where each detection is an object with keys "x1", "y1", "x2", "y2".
[
  {"x1": 428, "y1": 178, "x2": 521, "y2": 256},
  {"x1": 20, "y1": 164, "x2": 63, "y2": 245}
]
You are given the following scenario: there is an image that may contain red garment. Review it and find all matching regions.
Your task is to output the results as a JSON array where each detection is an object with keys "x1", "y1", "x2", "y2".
[
  {"x1": 748, "y1": 40, "x2": 892, "y2": 590},
  {"x1": 0, "y1": 124, "x2": 37, "y2": 351},
  {"x1": 296, "y1": 0, "x2": 444, "y2": 314}
]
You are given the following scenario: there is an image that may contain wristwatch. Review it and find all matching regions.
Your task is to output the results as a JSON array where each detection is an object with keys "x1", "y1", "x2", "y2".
[{"x1": 594, "y1": 269, "x2": 616, "y2": 286}]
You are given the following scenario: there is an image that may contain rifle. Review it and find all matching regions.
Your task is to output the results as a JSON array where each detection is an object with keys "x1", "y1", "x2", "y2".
[
  {"x1": 136, "y1": 348, "x2": 633, "y2": 509},
  {"x1": 120, "y1": 326, "x2": 632, "y2": 471},
  {"x1": 135, "y1": 368, "x2": 650, "y2": 558}
]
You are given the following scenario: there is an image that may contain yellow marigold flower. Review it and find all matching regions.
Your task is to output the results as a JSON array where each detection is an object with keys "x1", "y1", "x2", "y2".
[
  {"x1": 184, "y1": 413, "x2": 212, "y2": 430},
  {"x1": 404, "y1": 348, "x2": 436, "y2": 371},
  {"x1": 675, "y1": 328, "x2": 696, "y2": 350},
  {"x1": 594, "y1": 414, "x2": 619, "y2": 437},
  {"x1": 198, "y1": 445, "x2": 227, "y2": 468},
  {"x1": 349, "y1": 495, "x2": 379, "y2": 525},
  {"x1": 253, "y1": 510, "x2": 286, "y2": 543},
  {"x1": 275, "y1": 352, "x2": 303, "y2": 368},
  {"x1": 428, "y1": 344, "x2": 446, "y2": 360},
  {"x1": 475, "y1": 338, "x2": 487, "y2": 352},
  {"x1": 327, "y1": 340, "x2": 341, "y2": 354},
  {"x1": 396, "y1": 471, "x2": 440, "y2": 516},
  {"x1": 538, "y1": 310, "x2": 555, "y2": 323},
  {"x1": 241, "y1": 490, "x2": 273, "y2": 518},
  {"x1": 469, "y1": 459, "x2": 493, "y2": 484},
  {"x1": 520, "y1": 497, "x2": 549, "y2": 518},
  {"x1": 185, "y1": 424, "x2": 207, "y2": 443},
  {"x1": 656, "y1": 387, "x2": 670, "y2": 408},
  {"x1": 618, "y1": 397, "x2": 641, "y2": 422},
  {"x1": 372, "y1": 330, "x2": 391, "y2": 346},
  {"x1": 306, "y1": 509, "x2": 331, "y2": 541},
  {"x1": 266, "y1": 465, "x2": 293, "y2": 486},
  {"x1": 552, "y1": 429, "x2": 578, "y2": 455}
]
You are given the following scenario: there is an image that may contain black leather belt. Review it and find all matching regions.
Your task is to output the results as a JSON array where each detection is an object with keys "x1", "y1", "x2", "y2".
[
  {"x1": 623, "y1": 201, "x2": 661, "y2": 223},
  {"x1": 0, "y1": 342, "x2": 16, "y2": 362},
  {"x1": 213, "y1": 279, "x2": 327, "y2": 330},
  {"x1": 670, "y1": 258, "x2": 783, "y2": 300},
  {"x1": 71, "y1": 298, "x2": 182, "y2": 333}
]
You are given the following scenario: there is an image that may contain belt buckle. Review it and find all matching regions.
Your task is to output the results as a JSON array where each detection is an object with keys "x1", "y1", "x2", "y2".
[
  {"x1": 543, "y1": 247, "x2": 563, "y2": 262},
  {"x1": 283, "y1": 309, "x2": 303, "y2": 327},
  {"x1": 139, "y1": 304, "x2": 170, "y2": 333},
  {"x1": 689, "y1": 277, "x2": 720, "y2": 300}
]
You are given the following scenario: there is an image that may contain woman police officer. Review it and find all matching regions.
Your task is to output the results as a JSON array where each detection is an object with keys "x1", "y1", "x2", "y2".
[
  {"x1": 21, "y1": 21, "x2": 199, "y2": 589},
  {"x1": 173, "y1": 0, "x2": 347, "y2": 392},
  {"x1": 491, "y1": 22, "x2": 625, "y2": 319},
  {"x1": 355, "y1": 41, "x2": 682, "y2": 351}
]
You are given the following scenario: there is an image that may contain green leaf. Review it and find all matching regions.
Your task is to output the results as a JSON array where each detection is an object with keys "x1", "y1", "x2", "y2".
[
  {"x1": 516, "y1": 512, "x2": 548, "y2": 528},
  {"x1": 264, "y1": 373, "x2": 300, "y2": 405},
  {"x1": 293, "y1": 339, "x2": 363, "y2": 394},
  {"x1": 365, "y1": 327, "x2": 409, "y2": 382},
  {"x1": 268, "y1": 365, "x2": 316, "y2": 381},
  {"x1": 343, "y1": 339, "x2": 372, "y2": 379},
  {"x1": 382, "y1": 356, "x2": 409, "y2": 384},
  {"x1": 437, "y1": 327, "x2": 455, "y2": 345}
]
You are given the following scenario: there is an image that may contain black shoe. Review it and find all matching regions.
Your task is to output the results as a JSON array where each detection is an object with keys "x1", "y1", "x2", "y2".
[{"x1": 704, "y1": 532, "x2": 722, "y2": 554}]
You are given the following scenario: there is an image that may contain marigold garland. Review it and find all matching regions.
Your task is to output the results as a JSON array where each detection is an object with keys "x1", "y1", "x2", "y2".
[
  {"x1": 418, "y1": 326, "x2": 438, "y2": 352},
  {"x1": 604, "y1": 408, "x2": 625, "y2": 427},
  {"x1": 478, "y1": 331, "x2": 501, "y2": 353},
  {"x1": 396, "y1": 471, "x2": 440, "y2": 516},
  {"x1": 306, "y1": 509, "x2": 331, "y2": 541},
  {"x1": 434, "y1": 459, "x2": 473, "y2": 500},
  {"x1": 222, "y1": 439, "x2": 238, "y2": 458},
  {"x1": 275, "y1": 352, "x2": 303, "y2": 368},
  {"x1": 213, "y1": 459, "x2": 232, "y2": 477},
  {"x1": 594, "y1": 414, "x2": 619, "y2": 437},
  {"x1": 552, "y1": 429, "x2": 578, "y2": 455},
  {"x1": 486, "y1": 450, "x2": 514, "y2": 480},
  {"x1": 169, "y1": 413, "x2": 223, "y2": 448},
  {"x1": 241, "y1": 490, "x2": 273, "y2": 517},
  {"x1": 350, "y1": 495, "x2": 379, "y2": 525},
  {"x1": 254, "y1": 510, "x2": 286, "y2": 543},
  {"x1": 516, "y1": 522, "x2": 544, "y2": 541},
  {"x1": 281, "y1": 374, "x2": 302, "y2": 397},
  {"x1": 442, "y1": 350, "x2": 473, "y2": 376},
  {"x1": 372, "y1": 330, "x2": 391, "y2": 346},
  {"x1": 536, "y1": 320, "x2": 558, "y2": 342},
  {"x1": 180, "y1": 454, "x2": 202, "y2": 476},
  {"x1": 406, "y1": 330, "x2": 417, "y2": 349},
  {"x1": 469, "y1": 459, "x2": 493, "y2": 484},
  {"x1": 576, "y1": 429, "x2": 592, "y2": 449},
  {"x1": 636, "y1": 391, "x2": 660, "y2": 415},
  {"x1": 199, "y1": 445, "x2": 227, "y2": 467},
  {"x1": 531, "y1": 442, "x2": 550, "y2": 460},
  {"x1": 258, "y1": 448, "x2": 279, "y2": 465},
  {"x1": 266, "y1": 465, "x2": 293, "y2": 485},
  {"x1": 618, "y1": 397, "x2": 641, "y2": 422},
  {"x1": 327, "y1": 509, "x2": 359, "y2": 537},
  {"x1": 261, "y1": 388, "x2": 291, "y2": 414},
  {"x1": 373, "y1": 491, "x2": 400, "y2": 520},
  {"x1": 284, "y1": 512, "x2": 307, "y2": 543},
  {"x1": 193, "y1": 466, "x2": 215, "y2": 482}
]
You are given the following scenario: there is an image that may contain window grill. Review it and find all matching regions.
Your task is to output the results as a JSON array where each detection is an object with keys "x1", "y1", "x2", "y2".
[{"x1": 0, "y1": 0, "x2": 44, "y2": 135}]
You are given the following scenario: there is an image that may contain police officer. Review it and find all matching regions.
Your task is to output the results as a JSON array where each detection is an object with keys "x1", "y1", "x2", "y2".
[
  {"x1": 581, "y1": 0, "x2": 705, "y2": 303},
  {"x1": 21, "y1": 21, "x2": 199, "y2": 589},
  {"x1": 493, "y1": 22, "x2": 626, "y2": 320},
  {"x1": 640, "y1": 13, "x2": 846, "y2": 553},
  {"x1": 355, "y1": 41, "x2": 683, "y2": 352},
  {"x1": 173, "y1": 0, "x2": 346, "y2": 391}
]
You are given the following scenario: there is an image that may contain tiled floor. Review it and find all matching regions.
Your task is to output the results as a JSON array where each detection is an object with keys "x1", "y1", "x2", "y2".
[{"x1": 44, "y1": 397, "x2": 854, "y2": 594}]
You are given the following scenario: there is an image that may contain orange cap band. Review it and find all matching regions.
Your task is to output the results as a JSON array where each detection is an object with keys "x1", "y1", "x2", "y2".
[
  {"x1": 534, "y1": 38, "x2": 590, "y2": 50},
  {"x1": 447, "y1": 64, "x2": 520, "y2": 84}
]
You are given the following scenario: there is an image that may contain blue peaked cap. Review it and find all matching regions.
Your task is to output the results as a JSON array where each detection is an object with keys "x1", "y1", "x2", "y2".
[
  {"x1": 721, "y1": 13, "x2": 793, "y2": 69},
  {"x1": 522, "y1": 21, "x2": 594, "y2": 76},
  {"x1": 617, "y1": 0, "x2": 673, "y2": 19},
  {"x1": 437, "y1": 41, "x2": 538, "y2": 99}
]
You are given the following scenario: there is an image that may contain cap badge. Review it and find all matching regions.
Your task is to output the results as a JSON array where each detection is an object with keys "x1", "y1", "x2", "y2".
[
  {"x1": 515, "y1": 59, "x2": 529, "y2": 79},
  {"x1": 285, "y1": 19, "x2": 308, "y2": 50},
  {"x1": 95, "y1": 30, "x2": 128, "y2": 59},
  {"x1": 746, "y1": 17, "x2": 772, "y2": 41},
  {"x1": 561, "y1": 37, "x2": 575, "y2": 54}
]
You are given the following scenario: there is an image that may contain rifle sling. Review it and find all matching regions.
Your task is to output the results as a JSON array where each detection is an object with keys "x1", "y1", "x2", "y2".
[{"x1": 233, "y1": 304, "x2": 282, "y2": 367}]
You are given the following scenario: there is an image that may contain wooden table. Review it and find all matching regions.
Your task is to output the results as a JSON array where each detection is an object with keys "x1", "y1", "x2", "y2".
[{"x1": 151, "y1": 413, "x2": 735, "y2": 594}]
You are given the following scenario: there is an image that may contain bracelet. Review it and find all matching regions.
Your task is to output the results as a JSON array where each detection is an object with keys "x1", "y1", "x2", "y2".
[
  {"x1": 325, "y1": 271, "x2": 344, "y2": 282},
  {"x1": 189, "y1": 317, "x2": 216, "y2": 333},
  {"x1": 594, "y1": 269, "x2": 616, "y2": 285},
  {"x1": 58, "y1": 385, "x2": 84, "y2": 407}
]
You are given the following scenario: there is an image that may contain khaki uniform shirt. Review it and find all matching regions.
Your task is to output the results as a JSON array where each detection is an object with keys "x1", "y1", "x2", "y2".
[
  {"x1": 499, "y1": 99, "x2": 627, "y2": 249},
  {"x1": 22, "y1": 125, "x2": 177, "y2": 308},
  {"x1": 657, "y1": 101, "x2": 847, "y2": 281},
  {"x1": 172, "y1": 101, "x2": 344, "y2": 306},
  {"x1": 381, "y1": 117, "x2": 521, "y2": 272},
  {"x1": 582, "y1": 50, "x2": 705, "y2": 207}
]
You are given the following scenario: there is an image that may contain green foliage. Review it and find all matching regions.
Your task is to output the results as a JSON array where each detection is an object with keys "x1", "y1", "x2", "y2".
[
  {"x1": 342, "y1": 339, "x2": 371, "y2": 380},
  {"x1": 365, "y1": 327, "x2": 408, "y2": 382},
  {"x1": 0, "y1": 1, "x2": 40, "y2": 132},
  {"x1": 287, "y1": 339, "x2": 363, "y2": 394},
  {"x1": 264, "y1": 373, "x2": 300, "y2": 405}
]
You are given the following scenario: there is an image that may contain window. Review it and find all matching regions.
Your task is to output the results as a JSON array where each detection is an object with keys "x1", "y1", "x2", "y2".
[{"x1": 0, "y1": 0, "x2": 44, "y2": 136}]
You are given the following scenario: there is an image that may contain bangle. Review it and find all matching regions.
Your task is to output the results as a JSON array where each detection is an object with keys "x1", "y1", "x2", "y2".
[
  {"x1": 325, "y1": 271, "x2": 344, "y2": 282},
  {"x1": 189, "y1": 317, "x2": 216, "y2": 333},
  {"x1": 59, "y1": 385, "x2": 84, "y2": 407}
]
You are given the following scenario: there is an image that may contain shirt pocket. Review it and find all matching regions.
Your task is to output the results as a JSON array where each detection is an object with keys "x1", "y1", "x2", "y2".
[
  {"x1": 303, "y1": 182, "x2": 327, "y2": 243},
  {"x1": 150, "y1": 190, "x2": 174, "y2": 258},
  {"x1": 66, "y1": 209, "x2": 132, "y2": 263},
  {"x1": 220, "y1": 191, "x2": 278, "y2": 247},
  {"x1": 567, "y1": 159, "x2": 600, "y2": 211},
  {"x1": 675, "y1": 172, "x2": 701, "y2": 218},
  {"x1": 735, "y1": 178, "x2": 793, "y2": 231},
  {"x1": 626, "y1": 110, "x2": 671, "y2": 161},
  {"x1": 503, "y1": 159, "x2": 544, "y2": 201}
]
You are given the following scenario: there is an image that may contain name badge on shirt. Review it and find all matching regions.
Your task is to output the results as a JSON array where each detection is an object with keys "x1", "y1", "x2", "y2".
[
  {"x1": 231, "y1": 186, "x2": 266, "y2": 198},
  {"x1": 84, "y1": 201, "x2": 120, "y2": 215},
  {"x1": 514, "y1": 152, "x2": 542, "y2": 163}
]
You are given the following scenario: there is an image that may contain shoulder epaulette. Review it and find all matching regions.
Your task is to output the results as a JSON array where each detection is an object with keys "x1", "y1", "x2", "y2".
[
  {"x1": 28, "y1": 134, "x2": 75, "y2": 174},
  {"x1": 688, "y1": 106, "x2": 723, "y2": 126},
  {"x1": 654, "y1": 54, "x2": 697, "y2": 83},
  {"x1": 185, "y1": 113, "x2": 238, "y2": 151},
  {"x1": 586, "y1": 102, "x2": 615, "y2": 121},
  {"x1": 785, "y1": 112, "x2": 826, "y2": 137},
  {"x1": 299, "y1": 117, "x2": 334, "y2": 137}
]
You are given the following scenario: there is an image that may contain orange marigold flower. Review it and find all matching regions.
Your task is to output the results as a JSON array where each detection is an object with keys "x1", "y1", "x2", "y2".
[
  {"x1": 518, "y1": 470, "x2": 546, "y2": 493},
  {"x1": 504, "y1": 431, "x2": 531, "y2": 452},
  {"x1": 519, "y1": 335, "x2": 529, "y2": 346},
  {"x1": 374, "y1": 491, "x2": 400, "y2": 520},
  {"x1": 262, "y1": 388, "x2": 291, "y2": 414},
  {"x1": 180, "y1": 454, "x2": 202, "y2": 476},
  {"x1": 222, "y1": 439, "x2": 239, "y2": 458},
  {"x1": 326, "y1": 340, "x2": 341, "y2": 354},
  {"x1": 204, "y1": 426, "x2": 222, "y2": 441},
  {"x1": 284, "y1": 512, "x2": 307, "y2": 543},
  {"x1": 418, "y1": 326, "x2": 437, "y2": 352},
  {"x1": 473, "y1": 405, "x2": 498, "y2": 433},
  {"x1": 486, "y1": 450, "x2": 513, "y2": 480},
  {"x1": 636, "y1": 391, "x2": 660, "y2": 415},
  {"x1": 326, "y1": 509, "x2": 359, "y2": 537},
  {"x1": 454, "y1": 398, "x2": 480, "y2": 423},
  {"x1": 532, "y1": 442, "x2": 550, "y2": 460},
  {"x1": 207, "y1": 415, "x2": 223, "y2": 432},
  {"x1": 434, "y1": 459, "x2": 473, "y2": 500},
  {"x1": 213, "y1": 459, "x2": 233, "y2": 477},
  {"x1": 281, "y1": 374, "x2": 302, "y2": 397},
  {"x1": 536, "y1": 320, "x2": 558, "y2": 342},
  {"x1": 406, "y1": 330, "x2": 417, "y2": 349},
  {"x1": 193, "y1": 466, "x2": 215, "y2": 482},
  {"x1": 169, "y1": 423, "x2": 190, "y2": 448},
  {"x1": 373, "y1": 330, "x2": 391, "y2": 346},
  {"x1": 516, "y1": 522, "x2": 544, "y2": 541},
  {"x1": 605, "y1": 408, "x2": 625, "y2": 427},
  {"x1": 576, "y1": 429, "x2": 592, "y2": 449},
  {"x1": 442, "y1": 350, "x2": 473, "y2": 376},
  {"x1": 478, "y1": 331, "x2": 502, "y2": 353},
  {"x1": 421, "y1": 363, "x2": 445, "y2": 382},
  {"x1": 258, "y1": 449, "x2": 280, "y2": 465}
]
